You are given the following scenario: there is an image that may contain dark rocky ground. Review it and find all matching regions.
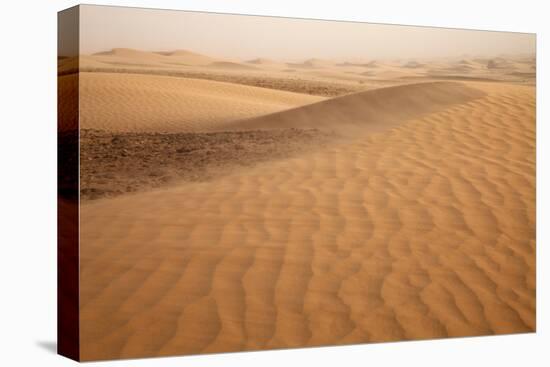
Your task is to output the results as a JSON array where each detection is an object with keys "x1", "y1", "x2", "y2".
[{"x1": 76, "y1": 128, "x2": 334, "y2": 200}]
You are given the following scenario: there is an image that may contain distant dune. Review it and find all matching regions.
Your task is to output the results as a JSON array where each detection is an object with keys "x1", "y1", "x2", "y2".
[
  {"x1": 66, "y1": 49, "x2": 535, "y2": 91},
  {"x1": 402, "y1": 60, "x2": 425, "y2": 69},
  {"x1": 487, "y1": 58, "x2": 515, "y2": 70},
  {"x1": 287, "y1": 58, "x2": 335, "y2": 69},
  {"x1": 206, "y1": 61, "x2": 259, "y2": 70},
  {"x1": 335, "y1": 61, "x2": 373, "y2": 68},
  {"x1": 94, "y1": 48, "x2": 150, "y2": 57},
  {"x1": 458, "y1": 59, "x2": 475, "y2": 65},
  {"x1": 433, "y1": 64, "x2": 476, "y2": 74},
  {"x1": 246, "y1": 58, "x2": 277, "y2": 65},
  {"x1": 87, "y1": 48, "x2": 225, "y2": 68},
  {"x1": 158, "y1": 49, "x2": 218, "y2": 66},
  {"x1": 245, "y1": 58, "x2": 288, "y2": 70},
  {"x1": 94, "y1": 47, "x2": 167, "y2": 62},
  {"x1": 364, "y1": 61, "x2": 379, "y2": 68}
]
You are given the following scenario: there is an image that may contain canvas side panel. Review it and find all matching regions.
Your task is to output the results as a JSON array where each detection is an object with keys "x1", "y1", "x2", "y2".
[{"x1": 57, "y1": 5, "x2": 80, "y2": 362}]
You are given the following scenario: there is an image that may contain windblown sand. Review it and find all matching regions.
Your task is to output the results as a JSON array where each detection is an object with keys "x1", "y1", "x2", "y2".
[
  {"x1": 78, "y1": 128, "x2": 333, "y2": 200},
  {"x1": 69, "y1": 49, "x2": 536, "y2": 360}
]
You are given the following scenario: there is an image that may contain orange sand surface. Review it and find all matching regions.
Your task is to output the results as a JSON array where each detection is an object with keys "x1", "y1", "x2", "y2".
[{"x1": 76, "y1": 64, "x2": 535, "y2": 359}]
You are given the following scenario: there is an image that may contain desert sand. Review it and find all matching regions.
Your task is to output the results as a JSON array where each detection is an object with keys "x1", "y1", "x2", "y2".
[
  {"x1": 78, "y1": 72, "x2": 324, "y2": 133},
  {"x1": 59, "y1": 48, "x2": 535, "y2": 360}
]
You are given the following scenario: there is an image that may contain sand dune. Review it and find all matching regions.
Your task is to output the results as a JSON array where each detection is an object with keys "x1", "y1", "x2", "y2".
[
  {"x1": 94, "y1": 48, "x2": 154, "y2": 58},
  {"x1": 76, "y1": 67, "x2": 363, "y2": 97},
  {"x1": 402, "y1": 61, "x2": 425, "y2": 69},
  {"x1": 246, "y1": 58, "x2": 279, "y2": 65},
  {"x1": 78, "y1": 79, "x2": 535, "y2": 360},
  {"x1": 247, "y1": 58, "x2": 272, "y2": 63},
  {"x1": 71, "y1": 49, "x2": 535, "y2": 96},
  {"x1": 355, "y1": 62, "x2": 429, "y2": 80},
  {"x1": 86, "y1": 48, "x2": 228, "y2": 69},
  {"x1": 246, "y1": 58, "x2": 289, "y2": 70},
  {"x1": 458, "y1": 59, "x2": 474, "y2": 65},
  {"x1": 336, "y1": 62, "x2": 369, "y2": 67},
  {"x1": 156, "y1": 49, "x2": 218, "y2": 66},
  {"x1": 223, "y1": 82, "x2": 486, "y2": 134},
  {"x1": 88, "y1": 48, "x2": 267, "y2": 71},
  {"x1": 364, "y1": 61, "x2": 379, "y2": 68},
  {"x1": 288, "y1": 58, "x2": 335, "y2": 69},
  {"x1": 445, "y1": 61, "x2": 479, "y2": 72},
  {"x1": 93, "y1": 48, "x2": 170, "y2": 66},
  {"x1": 487, "y1": 58, "x2": 515, "y2": 70},
  {"x1": 79, "y1": 72, "x2": 324, "y2": 132},
  {"x1": 206, "y1": 61, "x2": 259, "y2": 70}
]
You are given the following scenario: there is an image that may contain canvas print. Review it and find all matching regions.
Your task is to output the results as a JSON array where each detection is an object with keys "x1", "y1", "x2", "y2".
[{"x1": 58, "y1": 4, "x2": 536, "y2": 361}]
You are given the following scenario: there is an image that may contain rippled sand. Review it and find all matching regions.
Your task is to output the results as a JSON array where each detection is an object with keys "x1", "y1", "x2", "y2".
[{"x1": 78, "y1": 78, "x2": 535, "y2": 360}]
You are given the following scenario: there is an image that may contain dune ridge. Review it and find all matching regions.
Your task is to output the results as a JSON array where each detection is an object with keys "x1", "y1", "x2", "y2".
[{"x1": 223, "y1": 82, "x2": 486, "y2": 134}]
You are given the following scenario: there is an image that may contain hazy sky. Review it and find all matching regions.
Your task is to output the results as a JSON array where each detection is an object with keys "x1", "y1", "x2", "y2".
[{"x1": 76, "y1": 4, "x2": 535, "y2": 60}]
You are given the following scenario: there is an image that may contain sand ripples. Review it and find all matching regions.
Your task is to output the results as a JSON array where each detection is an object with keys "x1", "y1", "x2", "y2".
[{"x1": 79, "y1": 82, "x2": 535, "y2": 360}]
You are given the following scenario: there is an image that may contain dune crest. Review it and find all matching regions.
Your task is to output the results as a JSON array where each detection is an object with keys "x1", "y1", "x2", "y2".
[{"x1": 224, "y1": 82, "x2": 486, "y2": 134}]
